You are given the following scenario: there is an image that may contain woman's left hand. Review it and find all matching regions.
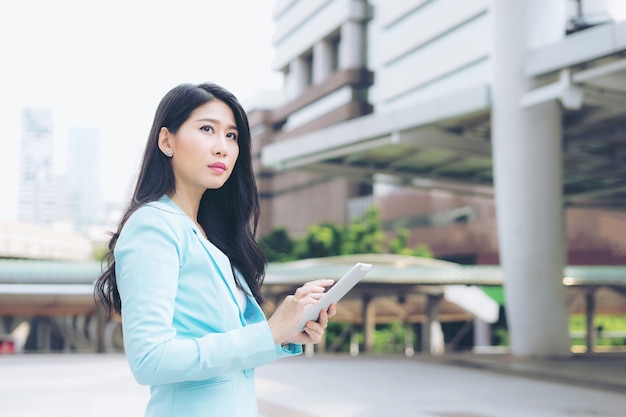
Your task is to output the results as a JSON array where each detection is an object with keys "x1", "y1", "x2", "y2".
[{"x1": 286, "y1": 303, "x2": 337, "y2": 345}]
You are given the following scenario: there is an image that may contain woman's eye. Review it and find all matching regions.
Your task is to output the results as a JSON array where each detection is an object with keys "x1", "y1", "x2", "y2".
[
  {"x1": 227, "y1": 132, "x2": 238, "y2": 141},
  {"x1": 201, "y1": 125, "x2": 213, "y2": 133}
]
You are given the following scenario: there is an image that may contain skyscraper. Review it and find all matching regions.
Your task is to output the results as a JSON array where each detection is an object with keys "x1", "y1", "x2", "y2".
[
  {"x1": 18, "y1": 108, "x2": 57, "y2": 226},
  {"x1": 66, "y1": 127, "x2": 103, "y2": 232}
]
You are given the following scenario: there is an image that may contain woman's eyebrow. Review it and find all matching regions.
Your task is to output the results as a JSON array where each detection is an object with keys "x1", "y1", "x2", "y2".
[{"x1": 196, "y1": 118, "x2": 238, "y2": 131}]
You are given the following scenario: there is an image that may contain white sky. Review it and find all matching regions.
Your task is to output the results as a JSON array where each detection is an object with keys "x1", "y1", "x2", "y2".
[{"x1": 0, "y1": 0, "x2": 282, "y2": 221}]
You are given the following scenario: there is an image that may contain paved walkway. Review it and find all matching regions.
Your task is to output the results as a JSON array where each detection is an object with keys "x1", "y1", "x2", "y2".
[{"x1": 1, "y1": 352, "x2": 624, "y2": 416}]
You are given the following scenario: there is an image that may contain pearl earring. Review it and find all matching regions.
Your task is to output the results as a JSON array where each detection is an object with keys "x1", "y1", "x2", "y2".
[{"x1": 164, "y1": 149, "x2": 173, "y2": 157}]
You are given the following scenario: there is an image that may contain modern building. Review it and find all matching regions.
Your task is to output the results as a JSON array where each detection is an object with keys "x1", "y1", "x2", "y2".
[
  {"x1": 18, "y1": 108, "x2": 58, "y2": 227},
  {"x1": 65, "y1": 127, "x2": 103, "y2": 233},
  {"x1": 246, "y1": 0, "x2": 626, "y2": 357},
  {"x1": 246, "y1": 0, "x2": 374, "y2": 239}
]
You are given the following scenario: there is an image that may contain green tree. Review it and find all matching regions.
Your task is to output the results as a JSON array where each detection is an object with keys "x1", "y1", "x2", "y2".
[
  {"x1": 92, "y1": 243, "x2": 109, "y2": 261},
  {"x1": 258, "y1": 206, "x2": 433, "y2": 263},
  {"x1": 389, "y1": 228, "x2": 410, "y2": 254},
  {"x1": 296, "y1": 222, "x2": 344, "y2": 259},
  {"x1": 343, "y1": 206, "x2": 384, "y2": 254},
  {"x1": 389, "y1": 227, "x2": 433, "y2": 258},
  {"x1": 258, "y1": 227, "x2": 295, "y2": 262}
]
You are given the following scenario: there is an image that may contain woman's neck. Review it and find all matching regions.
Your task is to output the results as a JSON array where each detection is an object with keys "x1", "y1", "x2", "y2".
[{"x1": 169, "y1": 190, "x2": 203, "y2": 234}]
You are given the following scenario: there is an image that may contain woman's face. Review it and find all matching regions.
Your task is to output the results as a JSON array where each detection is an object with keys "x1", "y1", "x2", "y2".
[{"x1": 163, "y1": 99, "x2": 240, "y2": 195}]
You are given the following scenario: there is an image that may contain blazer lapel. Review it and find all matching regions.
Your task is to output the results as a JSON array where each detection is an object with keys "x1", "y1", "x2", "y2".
[
  {"x1": 161, "y1": 196, "x2": 247, "y2": 324},
  {"x1": 234, "y1": 271, "x2": 267, "y2": 325},
  {"x1": 193, "y1": 231, "x2": 247, "y2": 325}
]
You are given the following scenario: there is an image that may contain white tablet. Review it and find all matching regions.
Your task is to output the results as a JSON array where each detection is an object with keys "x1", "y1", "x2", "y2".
[{"x1": 294, "y1": 262, "x2": 372, "y2": 333}]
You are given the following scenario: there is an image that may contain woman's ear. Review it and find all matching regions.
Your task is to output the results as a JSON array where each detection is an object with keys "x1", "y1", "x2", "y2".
[{"x1": 158, "y1": 127, "x2": 174, "y2": 157}]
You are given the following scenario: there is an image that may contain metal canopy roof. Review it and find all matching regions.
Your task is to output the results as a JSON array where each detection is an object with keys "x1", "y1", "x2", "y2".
[
  {"x1": 261, "y1": 21, "x2": 626, "y2": 210},
  {"x1": 265, "y1": 253, "x2": 498, "y2": 287},
  {"x1": 0, "y1": 260, "x2": 103, "y2": 284},
  {"x1": 0, "y1": 257, "x2": 624, "y2": 320},
  {"x1": 1, "y1": 256, "x2": 625, "y2": 287}
]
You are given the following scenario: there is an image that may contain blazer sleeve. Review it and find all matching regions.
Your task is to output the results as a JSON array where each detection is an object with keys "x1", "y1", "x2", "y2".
[
  {"x1": 276, "y1": 343, "x2": 303, "y2": 358},
  {"x1": 115, "y1": 207, "x2": 287, "y2": 386}
]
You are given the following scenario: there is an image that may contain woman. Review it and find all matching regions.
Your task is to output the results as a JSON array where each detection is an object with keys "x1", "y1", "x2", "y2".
[{"x1": 95, "y1": 82, "x2": 335, "y2": 416}]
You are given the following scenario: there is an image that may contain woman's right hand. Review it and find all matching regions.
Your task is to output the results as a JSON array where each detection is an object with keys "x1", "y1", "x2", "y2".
[{"x1": 267, "y1": 279, "x2": 334, "y2": 344}]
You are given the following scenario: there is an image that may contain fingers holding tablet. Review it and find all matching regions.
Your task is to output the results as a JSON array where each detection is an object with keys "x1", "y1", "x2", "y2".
[
  {"x1": 293, "y1": 278, "x2": 334, "y2": 304},
  {"x1": 268, "y1": 263, "x2": 371, "y2": 345},
  {"x1": 294, "y1": 263, "x2": 372, "y2": 333},
  {"x1": 302, "y1": 308, "x2": 328, "y2": 341},
  {"x1": 296, "y1": 279, "x2": 335, "y2": 295},
  {"x1": 268, "y1": 279, "x2": 335, "y2": 344}
]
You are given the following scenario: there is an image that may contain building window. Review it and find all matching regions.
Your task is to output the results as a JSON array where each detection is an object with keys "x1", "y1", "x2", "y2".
[
  {"x1": 330, "y1": 34, "x2": 340, "y2": 71},
  {"x1": 304, "y1": 51, "x2": 314, "y2": 87}
]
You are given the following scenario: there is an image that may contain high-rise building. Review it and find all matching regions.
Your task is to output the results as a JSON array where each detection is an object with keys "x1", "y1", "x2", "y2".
[
  {"x1": 18, "y1": 108, "x2": 58, "y2": 226},
  {"x1": 65, "y1": 127, "x2": 103, "y2": 233}
]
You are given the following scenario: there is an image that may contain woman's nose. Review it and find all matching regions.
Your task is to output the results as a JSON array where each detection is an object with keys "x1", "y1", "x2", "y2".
[{"x1": 212, "y1": 135, "x2": 228, "y2": 156}]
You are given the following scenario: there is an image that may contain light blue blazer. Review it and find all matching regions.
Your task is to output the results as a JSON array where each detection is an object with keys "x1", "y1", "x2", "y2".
[{"x1": 115, "y1": 195, "x2": 301, "y2": 417}]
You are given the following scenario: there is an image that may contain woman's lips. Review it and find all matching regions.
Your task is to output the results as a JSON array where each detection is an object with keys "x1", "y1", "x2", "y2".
[{"x1": 208, "y1": 162, "x2": 226, "y2": 173}]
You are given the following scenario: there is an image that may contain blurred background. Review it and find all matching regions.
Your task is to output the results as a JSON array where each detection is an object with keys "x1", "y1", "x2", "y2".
[
  {"x1": 0, "y1": 0, "x2": 281, "y2": 231},
  {"x1": 1, "y1": 0, "x2": 625, "y2": 360}
]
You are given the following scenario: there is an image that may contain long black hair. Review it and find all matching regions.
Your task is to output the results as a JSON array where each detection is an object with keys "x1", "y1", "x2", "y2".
[{"x1": 95, "y1": 82, "x2": 266, "y2": 315}]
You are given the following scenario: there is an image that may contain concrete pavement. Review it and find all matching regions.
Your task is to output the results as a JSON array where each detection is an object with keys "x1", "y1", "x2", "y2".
[
  {"x1": 1, "y1": 352, "x2": 624, "y2": 417},
  {"x1": 255, "y1": 354, "x2": 626, "y2": 417}
]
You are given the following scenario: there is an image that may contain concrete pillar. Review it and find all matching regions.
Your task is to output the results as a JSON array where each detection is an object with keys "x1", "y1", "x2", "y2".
[
  {"x1": 36, "y1": 318, "x2": 51, "y2": 351},
  {"x1": 0, "y1": 317, "x2": 10, "y2": 334},
  {"x1": 473, "y1": 318, "x2": 491, "y2": 348},
  {"x1": 339, "y1": 20, "x2": 364, "y2": 69},
  {"x1": 350, "y1": 328, "x2": 360, "y2": 356},
  {"x1": 404, "y1": 322, "x2": 415, "y2": 357},
  {"x1": 317, "y1": 329, "x2": 327, "y2": 354},
  {"x1": 362, "y1": 294, "x2": 376, "y2": 353},
  {"x1": 490, "y1": 0, "x2": 571, "y2": 357},
  {"x1": 421, "y1": 294, "x2": 444, "y2": 354},
  {"x1": 585, "y1": 289, "x2": 596, "y2": 354},
  {"x1": 287, "y1": 57, "x2": 309, "y2": 100},
  {"x1": 304, "y1": 343, "x2": 314, "y2": 357},
  {"x1": 93, "y1": 309, "x2": 109, "y2": 353},
  {"x1": 313, "y1": 40, "x2": 333, "y2": 85},
  {"x1": 421, "y1": 304, "x2": 432, "y2": 352}
]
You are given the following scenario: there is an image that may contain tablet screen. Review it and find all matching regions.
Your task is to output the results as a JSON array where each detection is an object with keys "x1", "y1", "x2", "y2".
[{"x1": 294, "y1": 262, "x2": 372, "y2": 333}]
